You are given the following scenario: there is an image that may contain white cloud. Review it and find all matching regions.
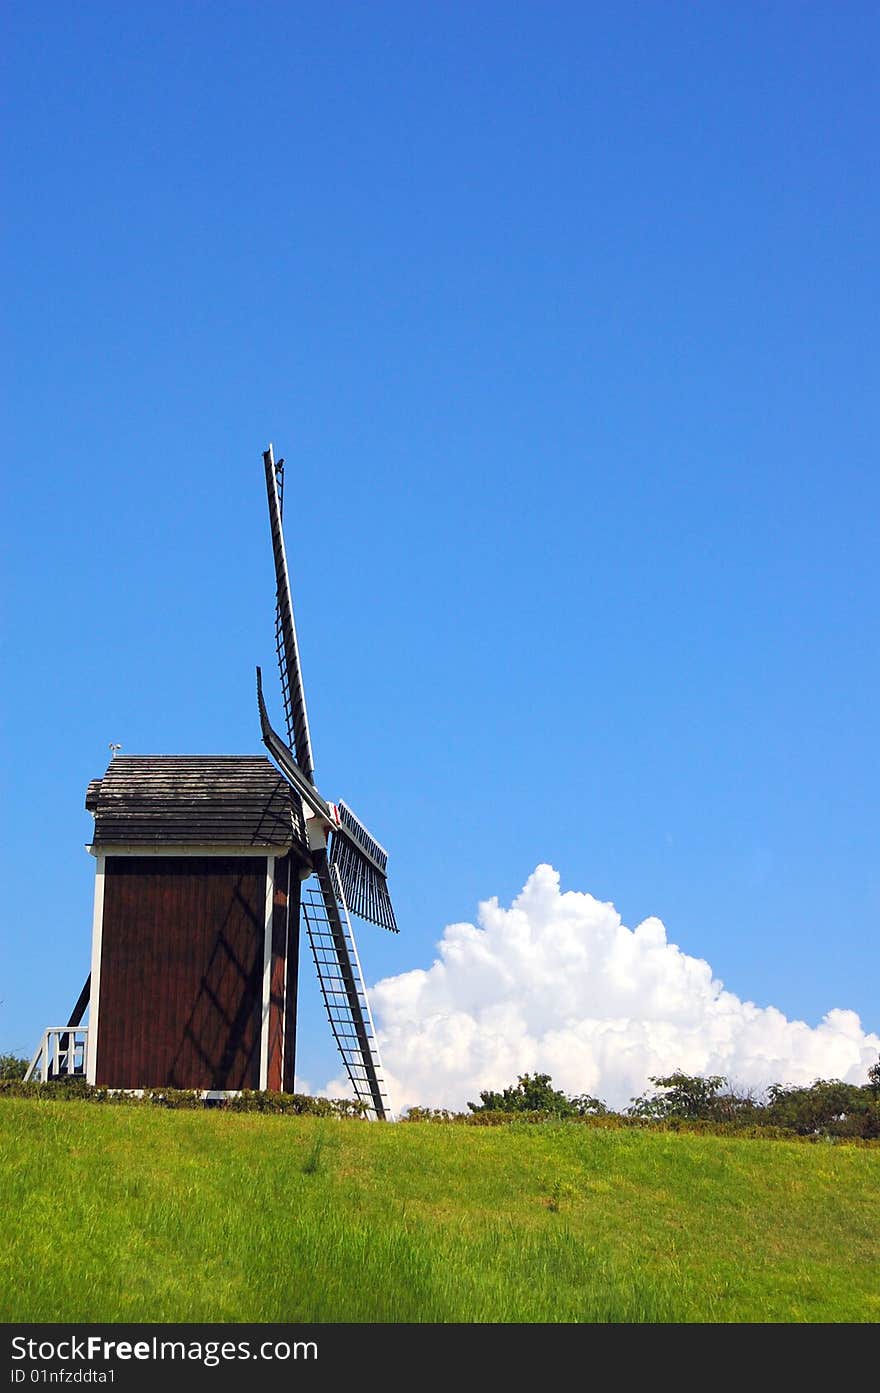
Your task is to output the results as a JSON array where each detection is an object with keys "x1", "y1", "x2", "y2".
[{"x1": 355, "y1": 864, "x2": 879, "y2": 1114}]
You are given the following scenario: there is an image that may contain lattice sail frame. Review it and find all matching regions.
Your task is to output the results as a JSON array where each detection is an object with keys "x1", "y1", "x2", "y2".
[
  {"x1": 259, "y1": 441, "x2": 398, "y2": 1118},
  {"x1": 263, "y1": 446, "x2": 315, "y2": 784},
  {"x1": 329, "y1": 801, "x2": 398, "y2": 933},
  {"x1": 301, "y1": 862, "x2": 393, "y2": 1121}
]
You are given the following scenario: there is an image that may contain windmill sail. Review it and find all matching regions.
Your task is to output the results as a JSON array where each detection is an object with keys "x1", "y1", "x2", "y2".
[
  {"x1": 258, "y1": 441, "x2": 398, "y2": 1120},
  {"x1": 257, "y1": 670, "x2": 399, "y2": 933},
  {"x1": 329, "y1": 803, "x2": 398, "y2": 933},
  {"x1": 303, "y1": 853, "x2": 392, "y2": 1120},
  {"x1": 256, "y1": 667, "x2": 316, "y2": 803},
  {"x1": 263, "y1": 445, "x2": 315, "y2": 784}
]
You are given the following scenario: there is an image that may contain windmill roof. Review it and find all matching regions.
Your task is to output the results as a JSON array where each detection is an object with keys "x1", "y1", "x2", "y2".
[{"x1": 85, "y1": 755, "x2": 309, "y2": 853}]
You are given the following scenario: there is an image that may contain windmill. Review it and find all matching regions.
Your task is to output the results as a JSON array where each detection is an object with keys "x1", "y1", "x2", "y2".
[
  {"x1": 255, "y1": 444, "x2": 397, "y2": 1121},
  {"x1": 25, "y1": 445, "x2": 398, "y2": 1121}
]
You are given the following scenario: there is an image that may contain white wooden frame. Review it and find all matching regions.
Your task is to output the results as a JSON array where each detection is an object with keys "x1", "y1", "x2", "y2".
[
  {"x1": 85, "y1": 854, "x2": 105, "y2": 1084},
  {"x1": 258, "y1": 856, "x2": 275, "y2": 1090}
]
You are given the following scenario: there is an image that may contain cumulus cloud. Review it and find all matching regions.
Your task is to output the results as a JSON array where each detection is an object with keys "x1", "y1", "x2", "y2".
[{"x1": 355, "y1": 864, "x2": 879, "y2": 1114}]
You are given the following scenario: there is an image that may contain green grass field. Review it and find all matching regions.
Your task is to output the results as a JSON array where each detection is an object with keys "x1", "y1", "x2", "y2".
[{"x1": 1, "y1": 1099, "x2": 877, "y2": 1322}]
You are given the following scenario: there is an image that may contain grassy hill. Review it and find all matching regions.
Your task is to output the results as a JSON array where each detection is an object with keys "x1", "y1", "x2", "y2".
[{"x1": 1, "y1": 1099, "x2": 877, "y2": 1323}]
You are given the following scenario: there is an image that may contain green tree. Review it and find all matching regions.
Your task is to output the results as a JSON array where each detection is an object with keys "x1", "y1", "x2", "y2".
[
  {"x1": 628, "y1": 1071, "x2": 729, "y2": 1120},
  {"x1": 765, "y1": 1079, "x2": 880, "y2": 1139},
  {"x1": 0, "y1": 1054, "x2": 28, "y2": 1080},
  {"x1": 468, "y1": 1072, "x2": 578, "y2": 1116},
  {"x1": 569, "y1": 1093, "x2": 609, "y2": 1117}
]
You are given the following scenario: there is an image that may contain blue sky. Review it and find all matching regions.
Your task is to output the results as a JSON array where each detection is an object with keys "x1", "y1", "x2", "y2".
[{"x1": 3, "y1": 3, "x2": 878, "y2": 1097}]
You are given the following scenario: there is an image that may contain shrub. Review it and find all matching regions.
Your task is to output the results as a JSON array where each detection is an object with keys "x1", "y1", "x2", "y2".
[
  {"x1": 0, "y1": 1054, "x2": 28, "y2": 1081},
  {"x1": 468, "y1": 1072, "x2": 600, "y2": 1117},
  {"x1": 0, "y1": 1080, "x2": 368, "y2": 1117},
  {"x1": 627, "y1": 1072, "x2": 761, "y2": 1123},
  {"x1": 400, "y1": 1106, "x2": 467, "y2": 1123},
  {"x1": 764, "y1": 1080, "x2": 880, "y2": 1140}
]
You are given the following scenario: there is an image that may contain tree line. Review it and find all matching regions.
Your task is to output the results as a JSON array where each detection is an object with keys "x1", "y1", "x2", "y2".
[
  {"x1": 442, "y1": 1062, "x2": 880, "y2": 1139},
  {"x1": 4, "y1": 1050, "x2": 879, "y2": 1138}
]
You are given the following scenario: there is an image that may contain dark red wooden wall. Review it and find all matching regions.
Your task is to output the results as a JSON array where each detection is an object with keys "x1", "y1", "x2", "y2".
[
  {"x1": 96, "y1": 856, "x2": 267, "y2": 1090},
  {"x1": 267, "y1": 854, "x2": 299, "y2": 1093},
  {"x1": 267, "y1": 856, "x2": 286, "y2": 1093}
]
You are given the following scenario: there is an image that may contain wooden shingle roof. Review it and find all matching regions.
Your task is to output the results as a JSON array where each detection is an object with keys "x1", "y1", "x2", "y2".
[{"x1": 86, "y1": 755, "x2": 309, "y2": 853}]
